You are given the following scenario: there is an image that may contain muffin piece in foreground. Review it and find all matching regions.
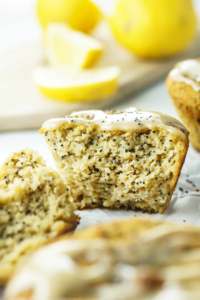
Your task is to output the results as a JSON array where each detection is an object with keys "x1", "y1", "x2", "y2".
[
  {"x1": 166, "y1": 59, "x2": 200, "y2": 151},
  {"x1": 40, "y1": 108, "x2": 189, "y2": 214},
  {"x1": 71, "y1": 217, "x2": 163, "y2": 241},
  {"x1": 5, "y1": 218, "x2": 200, "y2": 300},
  {"x1": 0, "y1": 148, "x2": 78, "y2": 284}
]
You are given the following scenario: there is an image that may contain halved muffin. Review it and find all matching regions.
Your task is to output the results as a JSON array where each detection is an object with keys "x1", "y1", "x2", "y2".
[{"x1": 40, "y1": 108, "x2": 189, "y2": 214}]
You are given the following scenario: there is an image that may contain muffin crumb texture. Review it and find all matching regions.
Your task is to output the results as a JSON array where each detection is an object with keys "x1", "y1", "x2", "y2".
[
  {"x1": 43, "y1": 110, "x2": 188, "y2": 214},
  {"x1": 0, "y1": 148, "x2": 77, "y2": 284}
]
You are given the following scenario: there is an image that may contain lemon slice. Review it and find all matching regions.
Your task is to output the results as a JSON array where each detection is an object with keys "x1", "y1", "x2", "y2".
[
  {"x1": 34, "y1": 66, "x2": 120, "y2": 102},
  {"x1": 44, "y1": 23, "x2": 104, "y2": 69}
]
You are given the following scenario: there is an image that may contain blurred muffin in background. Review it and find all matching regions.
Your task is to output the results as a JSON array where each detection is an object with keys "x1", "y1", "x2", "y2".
[{"x1": 166, "y1": 59, "x2": 200, "y2": 151}]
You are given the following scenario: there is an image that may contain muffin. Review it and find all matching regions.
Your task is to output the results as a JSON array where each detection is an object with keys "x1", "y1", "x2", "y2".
[
  {"x1": 5, "y1": 218, "x2": 200, "y2": 300},
  {"x1": 40, "y1": 108, "x2": 189, "y2": 214},
  {"x1": 166, "y1": 58, "x2": 200, "y2": 151},
  {"x1": 70, "y1": 217, "x2": 163, "y2": 242},
  {"x1": 0, "y1": 148, "x2": 78, "y2": 284}
]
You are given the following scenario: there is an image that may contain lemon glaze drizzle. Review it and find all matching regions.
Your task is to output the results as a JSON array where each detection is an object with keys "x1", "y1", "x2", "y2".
[
  {"x1": 169, "y1": 59, "x2": 200, "y2": 91},
  {"x1": 41, "y1": 108, "x2": 188, "y2": 140}
]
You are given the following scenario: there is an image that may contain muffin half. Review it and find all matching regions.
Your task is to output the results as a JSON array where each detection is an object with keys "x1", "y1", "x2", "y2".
[{"x1": 40, "y1": 108, "x2": 189, "y2": 214}]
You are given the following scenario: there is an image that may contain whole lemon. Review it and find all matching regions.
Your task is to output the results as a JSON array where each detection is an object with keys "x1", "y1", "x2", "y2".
[
  {"x1": 109, "y1": 0, "x2": 197, "y2": 59},
  {"x1": 36, "y1": 0, "x2": 102, "y2": 33}
]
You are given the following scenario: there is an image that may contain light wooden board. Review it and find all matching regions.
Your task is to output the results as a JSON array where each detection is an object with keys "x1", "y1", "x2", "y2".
[{"x1": 1, "y1": 23, "x2": 200, "y2": 132}]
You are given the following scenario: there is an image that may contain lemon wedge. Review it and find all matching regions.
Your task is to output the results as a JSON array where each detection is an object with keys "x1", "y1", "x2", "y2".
[
  {"x1": 44, "y1": 23, "x2": 104, "y2": 69},
  {"x1": 34, "y1": 66, "x2": 120, "y2": 102}
]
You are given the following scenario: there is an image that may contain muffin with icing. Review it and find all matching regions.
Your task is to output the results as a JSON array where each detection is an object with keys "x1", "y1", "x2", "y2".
[
  {"x1": 166, "y1": 59, "x2": 200, "y2": 151},
  {"x1": 5, "y1": 218, "x2": 200, "y2": 300},
  {"x1": 40, "y1": 108, "x2": 189, "y2": 214},
  {"x1": 0, "y1": 148, "x2": 78, "y2": 284}
]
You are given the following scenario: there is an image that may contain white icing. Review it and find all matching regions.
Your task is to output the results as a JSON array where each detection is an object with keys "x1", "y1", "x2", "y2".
[
  {"x1": 41, "y1": 108, "x2": 188, "y2": 140},
  {"x1": 169, "y1": 59, "x2": 200, "y2": 91}
]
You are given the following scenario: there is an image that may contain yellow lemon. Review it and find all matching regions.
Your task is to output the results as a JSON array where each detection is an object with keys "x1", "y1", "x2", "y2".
[
  {"x1": 34, "y1": 66, "x2": 120, "y2": 102},
  {"x1": 36, "y1": 0, "x2": 102, "y2": 33},
  {"x1": 109, "y1": 0, "x2": 197, "y2": 59},
  {"x1": 44, "y1": 23, "x2": 104, "y2": 69}
]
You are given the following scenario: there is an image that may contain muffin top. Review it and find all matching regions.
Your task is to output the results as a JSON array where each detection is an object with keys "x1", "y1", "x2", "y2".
[
  {"x1": 169, "y1": 59, "x2": 200, "y2": 91},
  {"x1": 40, "y1": 108, "x2": 188, "y2": 140}
]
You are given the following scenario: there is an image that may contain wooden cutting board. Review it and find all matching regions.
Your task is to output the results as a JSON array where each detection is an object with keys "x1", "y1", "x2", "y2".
[{"x1": 1, "y1": 23, "x2": 200, "y2": 132}]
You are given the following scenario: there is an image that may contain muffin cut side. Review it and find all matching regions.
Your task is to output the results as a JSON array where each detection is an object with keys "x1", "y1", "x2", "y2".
[
  {"x1": 41, "y1": 109, "x2": 189, "y2": 214},
  {"x1": 0, "y1": 148, "x2": 78, "y2": 284}
]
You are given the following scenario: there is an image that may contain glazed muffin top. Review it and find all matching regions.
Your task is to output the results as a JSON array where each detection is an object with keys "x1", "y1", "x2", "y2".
[
  {"x1": 40, "y1": 107, "x2": 188, "y2": 141},
  {"x1": 169, "y1": 59, "x2": 200, "y2": 91}
]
